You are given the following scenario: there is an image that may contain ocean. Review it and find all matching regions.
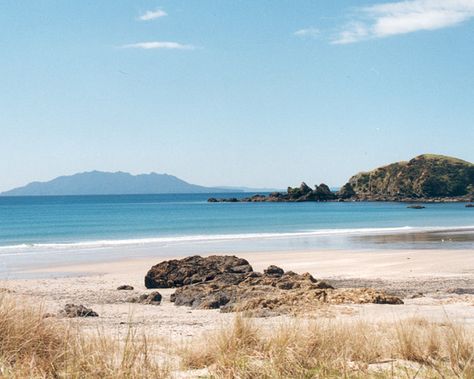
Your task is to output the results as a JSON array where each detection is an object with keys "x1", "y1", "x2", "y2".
[{"x1": 0, "y1": 193, "x2": 473, "y2": 277}]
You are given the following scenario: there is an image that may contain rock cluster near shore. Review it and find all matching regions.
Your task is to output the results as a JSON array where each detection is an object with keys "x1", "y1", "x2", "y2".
[
  {"x1": 209, "y1": 182, "x2": 337, "y2": 203},
  {"x1": 129, "y1": 291, "x2": 162, "y2": 305},
  {"x1": 145, "y1": 255, "x2": 403, "y2": 316},
  {"x1": 60, "y1": 304, "x2": 98, "y2": 318},
  {"x1": 208, "y1": 154, "x2": 474, "y2": 203},
  {"x1": 145, "y1": 255, "x2": 252, "y2": 288},
  {"x1": 117, "y1": 284, "x2": 134, "y2": 290}
]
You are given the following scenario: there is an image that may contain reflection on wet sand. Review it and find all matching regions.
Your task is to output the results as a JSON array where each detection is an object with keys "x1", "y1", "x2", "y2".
[{"x1": 351, "y1": 228, "x2": 474, "y2": 249}]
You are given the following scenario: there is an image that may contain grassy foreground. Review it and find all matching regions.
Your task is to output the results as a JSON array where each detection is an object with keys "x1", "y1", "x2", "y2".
[
  {"x1": 0, "y1": 294, "x2": 169, "y2": 378},
  {"x1": 1, "y1": 293, "x2": 473, "y2": 378},
  {"x1": 181, "y1": 316, "x2": 474, "y2": 378}
]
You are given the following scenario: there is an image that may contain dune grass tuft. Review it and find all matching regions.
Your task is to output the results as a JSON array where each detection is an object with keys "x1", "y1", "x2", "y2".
[
  {"x1": 0, "y1": 294, "x2": 168, "y2": 378},
  {"x1": 180, "y1": 315, "x2": 474, "y2": 378}
]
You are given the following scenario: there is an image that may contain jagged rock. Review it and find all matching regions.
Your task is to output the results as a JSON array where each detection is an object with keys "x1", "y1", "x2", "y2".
[
  {"x1": 314, "y1": 183, "x2": 337, "y2": 200},
  {"x1": 170, "y1": 270, "x2": 332, "y2": 310},
  {"x1": 207, "y1": 197, "x2": 240, "y2": 202},
  {"x1": 247, "y1": 194, "x2": 268, "y2": 202},
  {"x1": 407, "y1": 205, "x2": 425, "y2": 209},
  {"x1": 269, "y1": 191, "x2": 283, "y2": 198},
  {"x1": 338, "y1": 183, "x2": 356, "y2": 199},
  {"x1": 263, "y1": 265, "x2": 284, "y2": 277},
  {"x1": 60, "y1": 304, "x2": 98, "y2": 318},
  {"x1": 145, "y1": 255, "x2": 253, "y2": 288},
  {"x1": 129, "y1": 291, "x2": 162, "y2": 305},
  {"x1": 286, "y1": 182, "x2": 313, "y2": 200},
  {"x1": 466, "y1": 204, "x2": 474, "y2": 208},
  {"x1": 117, "y1": 285, "x2": 134, "y2": 290},
  {"x1": 170, "y1": 267, "x2": 401, "y2": 315},
  {"x1": 165, "y1": 256, "x2": 403, "y2": 316},
  {"x1": 288, "y1": 182, "x2": 312, "y2": 195},
  {"x1": 142, "y1": 252, "x2": 406, "y2": 315}
]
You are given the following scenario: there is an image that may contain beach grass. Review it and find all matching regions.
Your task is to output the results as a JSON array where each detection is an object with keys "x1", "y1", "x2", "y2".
[
  {"x1": 0, "y1": 293, "x2": 169, "y2": 378},
  {"x1": 2, "y1": 291, "x2": 474, "y2": 378},
  {"x1": 180, "y1": 315, "x2": 474, "y2": 378}
]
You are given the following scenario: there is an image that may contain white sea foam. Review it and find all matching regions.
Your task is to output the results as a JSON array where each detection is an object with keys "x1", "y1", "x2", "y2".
[{"x1": 0, "y1": 225, "x2": 472, "y2": 253}]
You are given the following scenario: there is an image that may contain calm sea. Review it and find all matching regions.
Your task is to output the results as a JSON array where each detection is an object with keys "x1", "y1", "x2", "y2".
[{"x1": 0, "y1": 194, "x2": 473, "y2": 276}]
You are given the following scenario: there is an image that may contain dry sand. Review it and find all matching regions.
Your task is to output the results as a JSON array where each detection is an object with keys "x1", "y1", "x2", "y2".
[{"x1": 2, "y1": 248, "x2": 474, "y2": 341}]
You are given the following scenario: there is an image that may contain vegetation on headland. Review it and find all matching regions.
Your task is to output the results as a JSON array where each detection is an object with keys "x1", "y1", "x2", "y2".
[
  {"x1": 3, "y1": 291, "x2": 473, "y2": 378},
  {"x1": 349, "y1": 154, "x2": 474, "y2": 200},
  {"x1": 209, "y1": 154, "x2": 474, "y2": 203}
]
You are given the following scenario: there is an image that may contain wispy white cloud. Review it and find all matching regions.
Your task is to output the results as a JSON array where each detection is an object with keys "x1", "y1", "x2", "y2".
[
  {"x1": 333, "y1": 0, "x2": 474, "y2": 44},
  {"x1": 294, "y1": 27, "x2": 320, "y2": 38},
  {"x1": 139, "y1": 9, "x2": 167, "y2": 21},
  {"x1": 121, "y1": 41, "x2": 195, "y2": 50}
]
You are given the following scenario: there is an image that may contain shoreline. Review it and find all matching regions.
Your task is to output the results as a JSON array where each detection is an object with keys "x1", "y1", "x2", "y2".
[
  {"x1": 2, "y1": 246, "x2": 474, "y2": 343},
  {"x1": 1, "y1": 225, "x2": 473, "y2": 280},
  {"x1": 1, "y1": 224, "x2": 473, "y2": 251}
]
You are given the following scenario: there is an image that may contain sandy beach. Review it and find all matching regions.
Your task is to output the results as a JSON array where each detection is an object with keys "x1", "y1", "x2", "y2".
[{"x1": 2, "y1": 247, "x2": 474, "y2": 343}]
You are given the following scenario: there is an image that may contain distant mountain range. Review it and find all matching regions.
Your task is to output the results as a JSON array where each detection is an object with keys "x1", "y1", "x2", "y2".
[{"x1": 1, "y1": 171, "x2": 268, "y2": 196}]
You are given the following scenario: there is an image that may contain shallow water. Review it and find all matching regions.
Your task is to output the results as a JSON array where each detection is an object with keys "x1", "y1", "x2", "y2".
[{"x1": 0, "y1": 194, "x2": 472, "y2": 277}]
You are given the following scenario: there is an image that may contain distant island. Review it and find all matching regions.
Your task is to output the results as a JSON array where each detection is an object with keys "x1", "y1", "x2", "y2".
[
  {"x1": 209, "y1": 154, "x2": 474, "y2": 203},
  {"x1": 1, "y1": 171, "x2": 244, "y2": 196}
]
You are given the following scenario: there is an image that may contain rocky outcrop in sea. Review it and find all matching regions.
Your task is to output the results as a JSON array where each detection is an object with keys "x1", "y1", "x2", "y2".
[{"x1": 208, "y1": 154, "x2": 474, "y2": 203}]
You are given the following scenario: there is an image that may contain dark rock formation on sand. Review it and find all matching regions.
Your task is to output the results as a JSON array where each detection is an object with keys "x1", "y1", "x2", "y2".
[
  {"x1": 146, "y1": 255, "x2": 403, "y2": 316},
  {"x1": 60, "y1": 304, "x2": 98, "y2": 318},
  {"x1": 117, "y1": 285, "x2": 134, "y2": 290},
  {"x1": 129, "y1": 291, "x2": 162, "y2": 305},
  {"x1": 170, "y1": 266, "x2": 402, "y2": 316},
  {"x1": 264, "y1": 265, "x2": 285, "y2": 277},
  {"x1": 145, "y1": 255, "x2": 253, "y2": 288}
]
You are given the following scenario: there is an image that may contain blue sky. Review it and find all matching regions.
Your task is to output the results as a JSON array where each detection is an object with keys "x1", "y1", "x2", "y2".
[{"x1": 1, "y1": 0, "x2": 473, "y2": 191}]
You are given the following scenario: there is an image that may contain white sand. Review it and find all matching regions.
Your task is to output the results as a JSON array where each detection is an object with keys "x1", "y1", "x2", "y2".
[
  {"x1": 2, "y1": 248, "x2": 474, "y2": 341},
  {"x1": 21, "y1": 247, "x2": 474, "y2": 279}
]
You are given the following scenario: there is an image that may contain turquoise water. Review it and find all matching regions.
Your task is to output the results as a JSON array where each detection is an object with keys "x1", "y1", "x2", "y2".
[
  {"x1": 0, "y1": 194, "x2": 472, "y2": 277},
  {"x1": 0, "y1": 194, "x2": 473, "y2": 248}
]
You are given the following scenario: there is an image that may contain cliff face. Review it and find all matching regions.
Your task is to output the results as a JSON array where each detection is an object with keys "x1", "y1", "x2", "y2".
[{"x1": 348, "y1": 154, "x2": 474, "y2": 199}]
